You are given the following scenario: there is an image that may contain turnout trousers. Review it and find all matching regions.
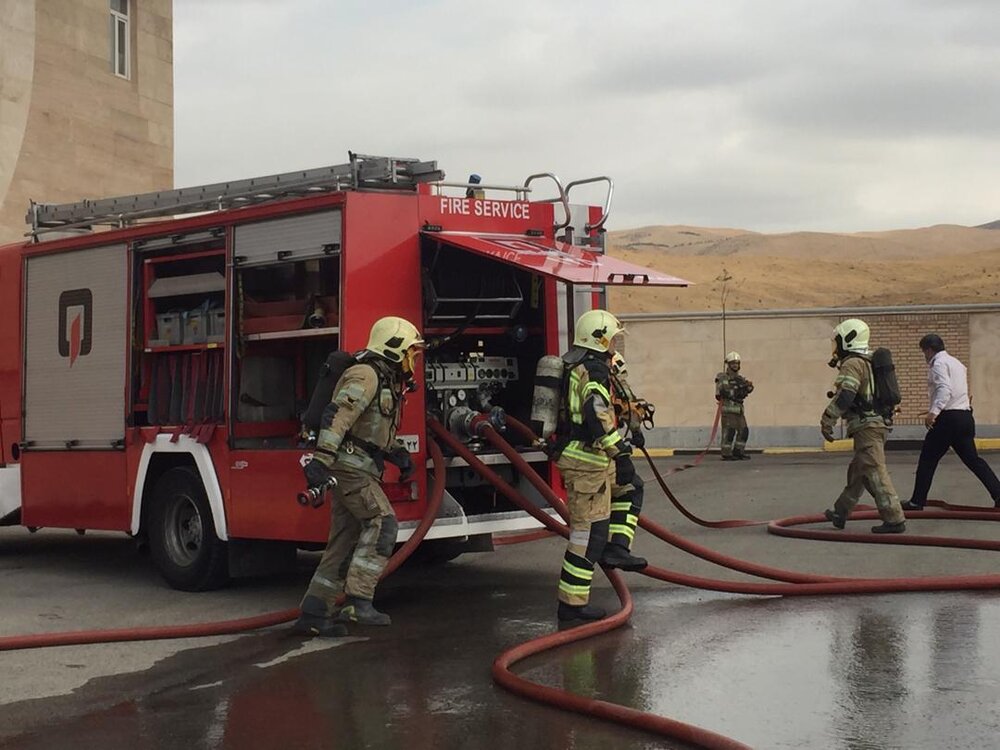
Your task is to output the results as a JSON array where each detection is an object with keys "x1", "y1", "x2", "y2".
[
  {"x1": 556, "y1": 462, "x2": 613, "y2": 607},
  {"x1": 302, "y1": 466, "x2": 397, "y2": 614},
  {"x1": 721, "y1": 412, "x2": 749, "y2": 457},
  {"x1": 833, "y1": 424, "x2": 905, "y2": 525},
  {"x1": 609, "y1": 474, "x2": 644, "y2": 550}
]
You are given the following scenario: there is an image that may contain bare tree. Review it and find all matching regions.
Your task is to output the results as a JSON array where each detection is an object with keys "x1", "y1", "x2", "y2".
[{"x1": 716, "y1": 268, "x2": 734, "y2": 357}]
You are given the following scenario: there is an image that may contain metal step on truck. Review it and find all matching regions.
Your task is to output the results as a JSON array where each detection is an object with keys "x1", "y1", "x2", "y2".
[{"x1": 0, "y1": 152, "x2": 688, "y2": 590}]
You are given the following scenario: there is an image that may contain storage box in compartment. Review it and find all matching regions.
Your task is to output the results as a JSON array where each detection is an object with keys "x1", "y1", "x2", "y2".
[
  {"x1": 155, "y1": 312, "x2": 183, "y2": 346},
  {"x1": 207, "y1": 309, "x2": 226, "y2": 343},
  {"x1": 183, "y1": 311, "x2": 208, "y2": 344}
]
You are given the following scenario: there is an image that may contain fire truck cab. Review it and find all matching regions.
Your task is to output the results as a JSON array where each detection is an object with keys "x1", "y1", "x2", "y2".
[{"x1": 0, "y1": 153, "x2": 687, "y2": 590}]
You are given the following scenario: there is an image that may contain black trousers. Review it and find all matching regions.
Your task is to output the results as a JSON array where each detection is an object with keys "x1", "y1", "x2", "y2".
[{"x1": 909, "y1": 409, "x2": 1000, "y2": 506}]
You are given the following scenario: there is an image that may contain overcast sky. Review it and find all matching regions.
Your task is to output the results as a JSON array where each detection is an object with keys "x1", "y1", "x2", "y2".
[{"x1": 173, "y1": 0, "x2": 1000, "y2": 233}]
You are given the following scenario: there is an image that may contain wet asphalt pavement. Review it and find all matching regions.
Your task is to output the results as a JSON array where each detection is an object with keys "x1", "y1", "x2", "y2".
[{"x1": 2, "y1": 451, "x2": 999, "y2": 749}]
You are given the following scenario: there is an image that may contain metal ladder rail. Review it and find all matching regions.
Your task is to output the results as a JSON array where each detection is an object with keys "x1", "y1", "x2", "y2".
[{"x1": 26, "y1": 153, "x2": 442, "y2": 238}]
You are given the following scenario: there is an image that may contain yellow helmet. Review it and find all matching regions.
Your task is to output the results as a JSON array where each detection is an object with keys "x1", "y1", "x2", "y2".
[
  {"x1": 573, "y1": 309, "x2": 625, "y2": 353},
  {"x1": 366, "y1": 316, "x2": 425, "y2": 373}
]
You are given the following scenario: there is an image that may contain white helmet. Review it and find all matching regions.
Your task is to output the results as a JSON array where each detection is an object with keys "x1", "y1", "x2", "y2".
[
  {"x1": 573, "y1": 310, "x2": 625, "y2": 353},
  {"x1": 833, "y1": 318, "x2": 870, "y2": 359},
  {"x1": 725, "y1": 351, "x2": 741, "y2": 364},
  {"x1": 366, "y1": 316, "x2": 425, "y2": 374}
]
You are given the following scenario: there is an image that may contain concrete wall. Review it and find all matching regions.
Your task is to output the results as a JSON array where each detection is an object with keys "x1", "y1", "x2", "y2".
[
  {"x1": 617, "y1": 305, "x2": 1000, "y2": 449},
  {"x1": 0, "y1": 0, "x2": 173, "y2": 243},
  {"x1": 969, "y1": 313, "x2": 1000, "y2": 424}
]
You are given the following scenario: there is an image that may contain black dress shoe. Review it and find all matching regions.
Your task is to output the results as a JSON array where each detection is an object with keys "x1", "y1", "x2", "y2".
[{"x1": 900, "y1": 501, "x2": 925, "y2": 511}]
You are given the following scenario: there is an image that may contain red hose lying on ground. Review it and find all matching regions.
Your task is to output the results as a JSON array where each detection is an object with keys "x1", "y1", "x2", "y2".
[
  {"x1": 0, "y1": 435, "x2": 448, "y2": 653},
  {"x1": 482, "y1": 419, "x2": 1000, "y2": 748},
  {"x1": 427, "y1": 417, "x2": 753, "y2": 750}
]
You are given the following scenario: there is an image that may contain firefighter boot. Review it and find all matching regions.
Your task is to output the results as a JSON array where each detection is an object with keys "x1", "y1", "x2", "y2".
[
  {"x1": 557, "y1": 601, "x2": 607, "y2": 626},
  {"x1": 824, "y1": 509, "x2": 846, "y2": 530},
  {"x1": 871, "y1": 521, "x2": 906, "y2": 534},
  {"x1": 337, "y1": 596, "x2": 391, "y2": 626},
  {"x1": 600, "y1": 542, "x2": 648, "y2": 572},
  {"x1": 292, "y1": 595, "x2": 348, "y2": 638}
]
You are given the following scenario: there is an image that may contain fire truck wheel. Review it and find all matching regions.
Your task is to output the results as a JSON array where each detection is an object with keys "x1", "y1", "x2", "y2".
[{"x1": 148, "y1": 467, "x2": 229, "y2": 591}]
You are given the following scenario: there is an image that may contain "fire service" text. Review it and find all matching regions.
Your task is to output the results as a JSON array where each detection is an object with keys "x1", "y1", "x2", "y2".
[{"x1": 438, "y1": 197, "x2": 531, "y2": 220}]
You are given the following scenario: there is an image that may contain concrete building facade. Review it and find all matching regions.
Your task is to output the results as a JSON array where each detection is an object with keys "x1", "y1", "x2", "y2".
[
  {"x1": 618, "y1": 305, "x2": 1000, "y2": 450},
  {"x1": 0, "y1": 0, "x2": 172, "y2": 243}
]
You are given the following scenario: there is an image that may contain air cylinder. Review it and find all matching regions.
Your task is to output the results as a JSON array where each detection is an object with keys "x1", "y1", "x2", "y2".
[{"x1": 530, "y1": 355, "x2": 563, "y2": 439}]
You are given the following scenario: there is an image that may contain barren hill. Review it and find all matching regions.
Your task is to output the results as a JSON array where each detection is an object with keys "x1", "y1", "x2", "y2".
[{"x1": 607, "y1": 224, "x2": 1000, "y2": 313}]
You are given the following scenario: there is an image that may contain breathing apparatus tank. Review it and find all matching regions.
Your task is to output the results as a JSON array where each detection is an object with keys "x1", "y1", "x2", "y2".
[
  {"x1": 300, "y1": 350, "x2": 358, "y2": 444},
  {"x1": 530, "y1": 355, "x2": 564, "y2": 440}
]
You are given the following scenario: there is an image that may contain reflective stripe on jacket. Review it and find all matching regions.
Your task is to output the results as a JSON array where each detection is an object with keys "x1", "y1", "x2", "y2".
[{"x1": 560, "y1": 357, "x2": 623, "y2": 468}]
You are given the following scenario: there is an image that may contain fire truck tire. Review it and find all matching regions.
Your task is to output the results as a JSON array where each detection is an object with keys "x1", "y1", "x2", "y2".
[{"x1": 148, "y1": 467, "x2": 229, "y2": 591}]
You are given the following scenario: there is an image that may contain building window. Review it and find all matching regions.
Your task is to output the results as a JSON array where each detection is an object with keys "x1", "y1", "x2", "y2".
[{"x1": 111, "y1": 0, "x2": 130, "y2": 79}]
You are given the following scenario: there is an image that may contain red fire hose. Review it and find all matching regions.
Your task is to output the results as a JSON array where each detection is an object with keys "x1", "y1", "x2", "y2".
[
  {"x1": 428, "y1": 417, "x2": 754, "y2": 750},
  {"x1": 476, "y1": 416, "x2": 1000, "y2": 749},
  {"x1": 5, "y1": 413, "x2": 997, "y2": 749},
  {"x1": 0, "y1": 434, "x2": 448, "y2": 653}
]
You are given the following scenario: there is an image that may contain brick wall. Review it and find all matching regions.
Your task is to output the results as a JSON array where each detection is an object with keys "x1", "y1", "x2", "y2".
[
  {"x1": 864, "y1": 314, "x2": 969, "y2": 425},
  {"x1": 618, "y1": 306, "x2": 999, "y2": 447}
]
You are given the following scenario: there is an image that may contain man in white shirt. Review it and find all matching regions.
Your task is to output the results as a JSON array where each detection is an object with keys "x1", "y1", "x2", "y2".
[{"x1": 901, "y1": 334, "x2": 1000, "y2": 510}]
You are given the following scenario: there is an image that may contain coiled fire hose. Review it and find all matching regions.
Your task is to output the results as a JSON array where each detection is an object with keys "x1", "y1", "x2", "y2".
[
  {"x1": 0, "y1": 434, "x2": 447, "y2": 652},
  {"x1": 457, "y1": 415, "x2": 1000, "y2": 749},
  {"x1": 426, "y1": 416, "x2": 752, "y2": 750}
]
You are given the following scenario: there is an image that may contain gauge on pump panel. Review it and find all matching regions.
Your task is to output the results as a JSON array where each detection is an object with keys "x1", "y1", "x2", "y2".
[
  {"x1": 448, "y1": 395, "x2": 458, "y2": 407},
  {"x1": 456, "y1": 389, "x2": 467, "y2": 401}
]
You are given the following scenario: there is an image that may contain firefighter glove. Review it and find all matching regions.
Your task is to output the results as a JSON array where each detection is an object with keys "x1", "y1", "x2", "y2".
[
  {"x1": 303, "y1": 458, "x2": 334, "y2": 490},
  {"x1": 615, "y1": 454, "x2": 636, "y2": 487},
  {"x1": 386, "y1": 444, "x2": 415, "y2": 482},
  {"x1": 629, "y1": 429, "x2": 646, "y2": 450},
  {"x1": 820, "y1": 419, "x2": 836, "y2": 443}
]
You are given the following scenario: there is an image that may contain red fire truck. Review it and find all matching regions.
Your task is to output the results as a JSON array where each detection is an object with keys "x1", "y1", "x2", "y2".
[{"x1": 0, "y1": 153, "x2": 686, "y2": 590}]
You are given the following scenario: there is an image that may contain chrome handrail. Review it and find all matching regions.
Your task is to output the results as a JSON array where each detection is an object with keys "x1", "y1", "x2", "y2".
[
  {"x1": 523, "y1": 173, "x2": 571, "y2": 231},
  {"x1": 565, "y1": 176, "x2": 614, "y2": 232}
]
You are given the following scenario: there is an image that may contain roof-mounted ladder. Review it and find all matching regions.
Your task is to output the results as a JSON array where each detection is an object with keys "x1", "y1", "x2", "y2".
[{"x1": 26, "y1": 152, "x2": 443, "y2": 239}]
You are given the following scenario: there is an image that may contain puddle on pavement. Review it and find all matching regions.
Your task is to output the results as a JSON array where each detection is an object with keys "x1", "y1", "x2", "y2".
[{"x1": 523, "y1": 590, "x2": 1000, "y2": 748}]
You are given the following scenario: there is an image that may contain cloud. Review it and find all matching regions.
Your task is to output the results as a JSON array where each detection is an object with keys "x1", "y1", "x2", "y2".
[{"x1": 172, "y1": 0, "x2": 1000, "y2": 232}]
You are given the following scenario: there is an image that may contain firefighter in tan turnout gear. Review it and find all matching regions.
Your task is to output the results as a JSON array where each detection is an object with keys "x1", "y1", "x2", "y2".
[
  {"x1": 821, "y1": 319, "x2": 906, "y2": 534},
  {"x1": 553, "y1": 310, "x2": 646, "y2": 627},
  {"x1": 715, "y1": 352, "x2": 753, "y2": 460},
  {"x1": 294, "y1": 317, "x2": 424, "y2": 637}
]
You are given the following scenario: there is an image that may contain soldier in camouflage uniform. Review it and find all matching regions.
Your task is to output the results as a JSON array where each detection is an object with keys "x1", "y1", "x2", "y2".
[
  {"x1": 821, "y1": 319, "x2": 906, "y2": 534},
  {"x1": 607, "y1": 352, "x2": 654, "y2": 571},
  {"x1": 553, "y1": 310, "x2": 645, "y2": 627},
  {"x1": 293, "y1": 317, "x2": 424, "y2": 637},
  {"x1": 715, "y1": 352, "x2": 754, "y2": 460}
]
